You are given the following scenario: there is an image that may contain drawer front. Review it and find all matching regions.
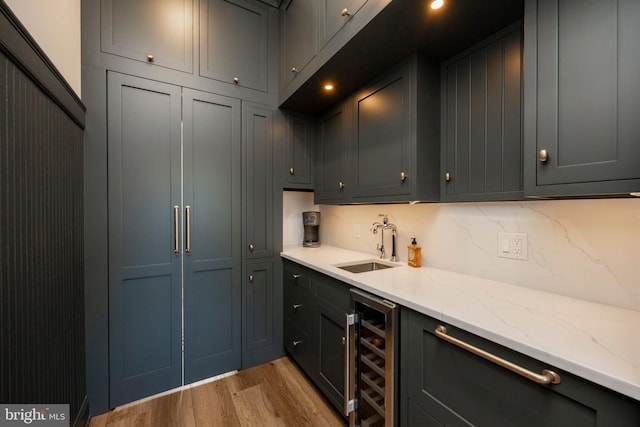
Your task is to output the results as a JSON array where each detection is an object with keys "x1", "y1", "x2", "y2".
[
  {"x1": 403, "y1": 309, "x2": 640, "y2": 427},
  {"x1": 315, "y1": 274, "x2": 350, "y2": 313},
  {"x1": 284, "y1": 319, "x2": 314, "y2": 375},
  {"x1": 283, "y1": 260, "x2": 312, "y2": 293},
  {"x1": 283, "y1": 286, "x2": 312, "y2": 334}
]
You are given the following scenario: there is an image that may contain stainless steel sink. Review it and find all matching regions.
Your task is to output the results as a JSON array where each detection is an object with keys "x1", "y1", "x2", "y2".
[{"x1": 336, "y1": 261, "x2": 397, "y2": 274}]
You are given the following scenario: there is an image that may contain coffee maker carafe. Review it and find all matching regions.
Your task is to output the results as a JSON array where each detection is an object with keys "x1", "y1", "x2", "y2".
[{"x1": 302, "y1": 211, "x2": 321, "y2": 247}]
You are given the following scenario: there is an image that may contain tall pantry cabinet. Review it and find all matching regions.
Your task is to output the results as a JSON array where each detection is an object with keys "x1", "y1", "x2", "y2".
[{"x1": 83, "y1": 0, "x2": 281, "y2": 413}]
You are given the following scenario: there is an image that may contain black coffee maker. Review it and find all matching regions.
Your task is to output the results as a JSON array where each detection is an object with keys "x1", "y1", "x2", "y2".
[{"x1": 302, "y1": 211, "x2": 321, "y2": 247}]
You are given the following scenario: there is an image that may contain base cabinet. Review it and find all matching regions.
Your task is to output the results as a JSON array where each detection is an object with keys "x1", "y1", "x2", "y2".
[
  {"x1": 282, "y1": 259, "x2": 349, "y2": 418},
  {"x1": 401, "y1": 308, "x2": 640, "y2": 427}
]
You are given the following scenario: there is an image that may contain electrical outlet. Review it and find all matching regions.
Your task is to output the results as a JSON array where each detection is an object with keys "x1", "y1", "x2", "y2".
[{"x1": 497, "y1": 232, "x2": 528, "y2": 260}]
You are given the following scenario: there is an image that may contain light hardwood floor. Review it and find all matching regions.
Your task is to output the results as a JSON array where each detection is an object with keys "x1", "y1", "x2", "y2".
[{"x1": 90, "y1": 357, "x2": 347, "y2": 427}]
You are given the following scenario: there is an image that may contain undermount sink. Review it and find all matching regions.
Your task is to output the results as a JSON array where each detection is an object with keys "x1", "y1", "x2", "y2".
[{"x1": 336, "y1": 260, "x2": 398, "y2": 274}]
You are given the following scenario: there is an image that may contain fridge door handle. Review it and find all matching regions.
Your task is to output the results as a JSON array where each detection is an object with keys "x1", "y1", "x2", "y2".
[
  {"x1": 344, "y1": 313, "x2": 356, "y2": 416},
  {"x1": 173, "y1": 205, "x2": 180, "y2": 254},
  {"x1": 185, "y1": 206, "x2": 191, "y2": 254}
]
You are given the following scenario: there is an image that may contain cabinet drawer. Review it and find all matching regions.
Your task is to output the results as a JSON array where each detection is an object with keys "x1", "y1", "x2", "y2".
[
  {"x1": 284, "y1": 319, "x2": 314, "y2": 374},
  {"x1": 403, "y1": 309, "x2": 640, "y2": 427},
  {"x1": 283, "y1": 286, "x2": 311, "y2": 334},
  {"x1": 283, "y1": 260, "x2": 312, "y2": 292}
]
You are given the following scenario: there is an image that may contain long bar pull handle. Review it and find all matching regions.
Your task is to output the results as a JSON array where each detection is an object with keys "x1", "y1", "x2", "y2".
[
  {"x1": 344, "y1": 313, "x2": 356, "y2": 416},
  {"x1": 173, "y1": 205, "x2": 180, "y2": 254},
  {"x1": 435, "y1": 325, "x2": 561, "y2": 385},
  {"x1": 185, "y1": 206, "x2": 191, "y2": 254}
]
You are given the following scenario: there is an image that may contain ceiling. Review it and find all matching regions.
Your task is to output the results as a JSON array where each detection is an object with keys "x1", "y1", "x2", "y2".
[{"x1": 280, "y1": 0, "x2": 524, "y2": 115}]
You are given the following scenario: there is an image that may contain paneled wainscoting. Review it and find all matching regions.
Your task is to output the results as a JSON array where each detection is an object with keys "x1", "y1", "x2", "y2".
[{"x1": 90, "y1": 357, "x2": 346, "y2": 426}]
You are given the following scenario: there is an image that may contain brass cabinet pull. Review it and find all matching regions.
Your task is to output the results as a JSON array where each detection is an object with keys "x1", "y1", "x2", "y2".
[
  {"x1": 292, "y1": 274, "x2": 302, "y2": 280},
  {"x1": 289, "y1": 167, "x2": 295, "y2": 175},
  {"x1": 173, "y1": 205, "x2": 180, "y2": 254},
  {"x1": 400, "y1": 171, "x2": 407, "y2": 181},
  {"x1": 338, "y1": 181, "x2": 345, "y2": 189},
  {"x1": 146, "y1": 54, "x2": 155, "y2": 62},
  {"x1": 249, "y1": 244, "x2": 254, "y2": 252},
  {"x1": 292, "y1": 304, "x2": 303, "y2": 311},
  {"x1": 291, "y1": 67, "x2": 299, "y2": 73},
  {"x1": 435, "y1": 325, "x2": 561, "y2": 385},
  {"x1": 341, "y1": 336, "x2": 346, "y2": 345},
  {"x1": 539, "y1": 149, "x2": 549, "y2": 163},
  {"x1": 185, "y1": 206, "x2": 191, "y2": 254},
  {"x1": 292, "y1": 340, "x2": 302, "y2": 348},
  {"x1": 445, "y1": 172, "x2": 452, "y2": 182},
  {"x1": 233, "y1": 76, "x2": 239, "y2": 84},
  {"x1": 341, "y1": 8, "x2": 351, "y2": 16}
]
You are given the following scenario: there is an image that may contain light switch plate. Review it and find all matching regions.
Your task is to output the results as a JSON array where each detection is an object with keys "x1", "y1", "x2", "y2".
[{"x1": 497, "y1": 232, "x2": 528, "y2": 260}]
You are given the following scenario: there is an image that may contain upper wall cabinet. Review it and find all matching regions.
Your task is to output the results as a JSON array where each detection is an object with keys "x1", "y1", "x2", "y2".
[
  {"x1": 284, "y1": 112, "x2": 315, "y2": 189},
  {"x1": 441, "y1": 24, "x2": 524, "y2": 202},
  {"x1": 524, "y1": 0, "x2": 640, "y2": 197},
  {"x1": 100, "y1": 0, "x2": 194, "y2": 73},
  {"x1": 315, "y1": 100, "x2": 351, "y2": 204},
  {"x1": 318, "y1": 0, "x2": 368, "y2": 48},
  {"x1": 200, "y1": 0, "x2": 269, "y2": 92},
  {"x1": 351, "y1": 54, "x2": 440, "y2": 203},
  {"x1": 281, "y1": 0, "x2": 318, "y2": 90}
]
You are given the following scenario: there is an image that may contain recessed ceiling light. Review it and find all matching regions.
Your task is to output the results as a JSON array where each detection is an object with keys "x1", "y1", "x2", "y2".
[
  {"x1": 324, "y1": 84, "x2": 334, "y2": 91},
  {"x1": 431, "y1": 0, "x2": 444, "y2": 10}
]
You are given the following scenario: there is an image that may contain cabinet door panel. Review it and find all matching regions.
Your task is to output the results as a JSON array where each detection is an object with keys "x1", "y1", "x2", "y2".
[
  {"x1": 285, "y1": 113, "x2": 314, "y2": 186},
  {"x1": 316, "y1": 302, "x2": 347, "y2": 412},
  {"x1": 281, "y1": 0, "x2": 317, "y2": 88},
  {"x1": 100, "y1": 0, "x2": 193, "y2": 72},
  {"x1": 107, "y1": 72, "x2": 183, "y2": 406},
  {"x1": 200, "y1": 0, "x2": 268, "y2": 91},
  {"x1": 244, "y1": 262, "x2": 274, "y2": 353},
  {"x1": 316, "y1": 102, "x2": 350, "y2": 203},
  {"x1": 244, "y1": 104, "x2": 274, "y2": 259},
  {"x1": 182, "y1": 89, "x2": 242, "y2": 383},
  {"x1": 353, "y1": 69, "x2": 411, "y2": 199},
  {"x1": 319, "y1": 0, "x2": 368, "y2": 47},
  {"x1": 531, "y1": 0, "x2": 640, "y2": 187}
]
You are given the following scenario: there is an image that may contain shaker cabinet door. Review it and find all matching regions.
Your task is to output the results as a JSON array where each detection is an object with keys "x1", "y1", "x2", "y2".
[
  {"x1": 524, "y1": 0, "x2": 640, "y2": 196},
  {"x1": 315, "y1": 101, "x2": 351, "y2": 203},
  {"x1": 200, "y1": 0, "x2": 269, "y2": 91},
  {"x1": 100, "y1": 0, "x2": 194, "y2": 72},
  {"x1": 281, "y1": 0, "x2": 318, "y2": 89}
]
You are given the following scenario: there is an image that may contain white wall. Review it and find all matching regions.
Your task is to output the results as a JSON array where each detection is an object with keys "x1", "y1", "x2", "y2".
[
  {"x1": 283, "y1": 193, "x2": 640, "y2": 311},
  {"x1": 5, "y1": 0, "x2": 82, "y2": 97}
]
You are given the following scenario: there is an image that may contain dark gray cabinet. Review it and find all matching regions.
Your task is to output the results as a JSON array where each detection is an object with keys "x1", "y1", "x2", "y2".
[
  {"x1": 318, "y1": 0, "x2": 368, "y2": 48},
  {"x1": 107, "y1": 73, "x2": 241, "y2": 405},
  {"x1": 351, "y1": 54, "x2": 440, "y2": 203},
  {"x1": 441, "y1": 24, "x2": 524, "y2": 202},
  {"x1": 100, "y1": 0, "x2": 194, "y2": 72},
  {"x1": 242, "y1": 103, "x2": 281, "y2": 368},
  {"x1": 282, "y1": 259, "x2": 350, "y2": 417},
  {"x1": 280, "y1": 0, "x2": 317, "y2": 90},
  {"x1": 315, "y1": 101, "x2": 351, "y2": 203},
  {"x1": 284, "y1": 112, "x2": 315, "y2": 188},
  {"x1": 200, "y1": 0, "x2": 269, "y2": 91},
  {"x1": 523, "y1": 0, "x2": 640, "y2": 197},
  {"x1": 401, "y1": 308, "x2": 640, "y2": 427}
]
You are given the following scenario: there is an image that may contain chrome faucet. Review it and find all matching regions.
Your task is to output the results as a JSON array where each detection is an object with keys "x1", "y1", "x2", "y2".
[{"x1": 371, "y1": 214, "x2": 398, "y2": 261}]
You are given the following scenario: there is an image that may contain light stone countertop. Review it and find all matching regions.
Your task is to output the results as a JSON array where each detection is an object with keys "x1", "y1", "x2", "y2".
[{"x1": 281, "y1": 245, "x2": 640, "y2": 402}]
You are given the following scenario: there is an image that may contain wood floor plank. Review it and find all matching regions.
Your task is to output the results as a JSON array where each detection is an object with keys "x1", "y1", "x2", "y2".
[{"x1": 89, "y1": 357, "x2": 347, "y2": 427}]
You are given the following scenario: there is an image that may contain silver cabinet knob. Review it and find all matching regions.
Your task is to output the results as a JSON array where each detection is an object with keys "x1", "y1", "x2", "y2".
[
  {"x1": 338, "y1": 181, "x2": 345, "y2": 189},
  {"x1": 291, "y1": 67, "x2": 299, "y2": 73},
  {"x1": 400, "y1": 171, "x2": 407, "y2": 181},
  {"x1": 539, "y1": 149, "x2": 549, "y2": 163},
  {"x1": 445, "y1": 172, "x2": 452, "y2": 182},
  {"x1": 289, "y1": 167, "x2": 295, "y2": 175},
  {"x1": 292, "y1": 274, "x2": 302, "y2": 280},
  {"x1": 249, "y1": 244, "x2": 254, "y2": 252},
  {"x1": 342, "y1": 336, "x2": 346, "y2": 345},
  {"x1": 341, "y1": 8, "x2": 351, "y2": 16},
  {"x1": 146, "y1": 54, "x2": 155, "y2": 62},
  {"x1": 292, "y1": 304, "x2": 303, "y2": 311},
  {"x1": 249, "y1": 274, "x2": 254, "y2": 283},
  {"x1": 233, "y1": 77, "x2": 239, "y2": 84},
  {"x1": 292, "y1": 340, "x2": 302, "y2": 348}
]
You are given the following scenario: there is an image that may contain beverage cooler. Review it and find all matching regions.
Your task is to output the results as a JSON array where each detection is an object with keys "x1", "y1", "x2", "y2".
[{"x1": 346, "y1": 289, "x2": 399, "y2": 427}]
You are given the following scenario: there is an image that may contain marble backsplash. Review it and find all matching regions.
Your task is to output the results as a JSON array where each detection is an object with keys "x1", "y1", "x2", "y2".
[{"x1": 283, "y1": 191, "x2": 640, "y2": 311}]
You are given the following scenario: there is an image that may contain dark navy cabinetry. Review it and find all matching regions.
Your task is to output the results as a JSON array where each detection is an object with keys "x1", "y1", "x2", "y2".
[
  {"x1": 523, "y1": 0, "x2": 640, "y2": 197},
  {"x1": 401, "y1": 308, "x2": 640, "y2": 427},
  {"x1": 315, "y1": 100, "x2": 351, "y2": 203}
]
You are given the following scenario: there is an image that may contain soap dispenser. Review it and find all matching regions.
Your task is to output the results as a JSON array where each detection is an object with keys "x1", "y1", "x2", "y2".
[{"x1": 408, "y1": 237, "x2": 422, "y2": 268}]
